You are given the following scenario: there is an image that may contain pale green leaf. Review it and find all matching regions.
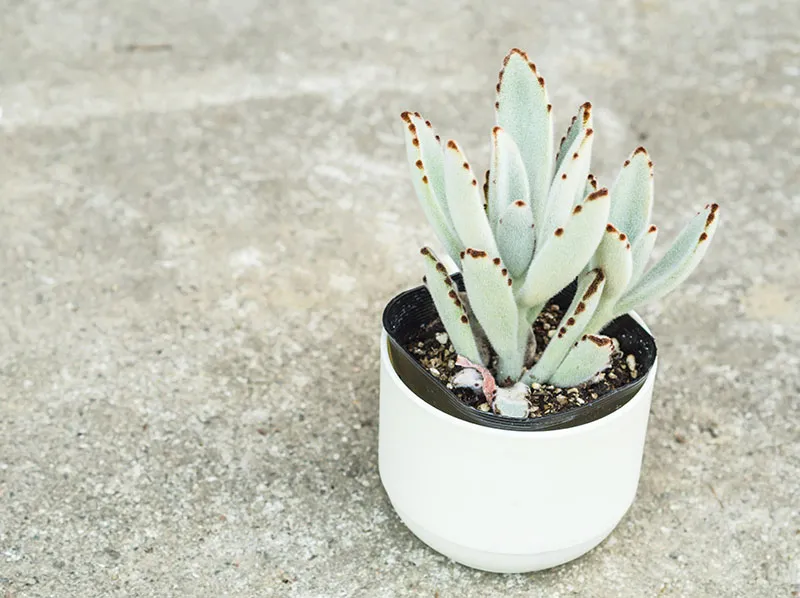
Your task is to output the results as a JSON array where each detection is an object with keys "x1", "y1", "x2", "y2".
[
  {"x1": 461, "y1": 248, "x2": 522, "y2": 382},
  {"x1": 542, "y1": 125, "x2": 594, "y2": 238},
  {"x1": 420, "y1": 247, "x2": 482, "y2": 364},
  {"x1": 401, "y1": 112, "x2": 462, "y2": 264},
  {"x1": 617, "y1": 204, "x2": 720, "y2": 314},
  {"x1": 609, "y1": 147, "x2": 654, "y2": 243},
  {"x1": 549, "y1": 335, "x2": 616, "y2": 388},
  {"x1": 524, "y1": 269, "x2": 606, "y2": 383},
  {"x1": 629, "y1": 224, "x2": 658, "y2": 286},
  {"x1": 487, "y1": 126, "x2": 530, "y2": 229},
  {"x1": 516, "y1": 188, "x2": 611, "y2": 308},
  {"x1": 554, "y1": 102, "x2": 593, "y2": 182},
  {"x1": 593, "y1": 224, "x2": 633, "y2": 303},
  {"x1": 496, "y1": 200, "x2": 535, "y2": 279},
  {"x1": 495, "y1": 49, "x2": 553, "y2": 231},
  {"x1": 444, "y1": 140, "x2": 499, "y2": 255}
]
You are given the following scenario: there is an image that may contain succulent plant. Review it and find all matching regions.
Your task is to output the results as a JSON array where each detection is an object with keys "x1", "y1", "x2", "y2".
[{"x1": 402, "y1": 49, "x2": 720, "y2": 418}]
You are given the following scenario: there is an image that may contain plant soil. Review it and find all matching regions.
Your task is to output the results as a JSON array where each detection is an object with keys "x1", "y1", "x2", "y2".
[{"x1": 405, "y1": 303, "x2": 637, "y2": 419}]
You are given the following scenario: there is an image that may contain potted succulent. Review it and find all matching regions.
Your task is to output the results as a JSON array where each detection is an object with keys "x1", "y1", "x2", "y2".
[{"x1": 378, "y1": 48, "x2": 720, "y2": 573}]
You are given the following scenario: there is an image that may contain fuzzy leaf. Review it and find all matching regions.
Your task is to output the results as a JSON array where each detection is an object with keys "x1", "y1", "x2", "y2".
[
  {"x1": 495, "y1": 49, "x2": 553, "y2": 230},
  {"x1": 420, "y1": 247, "x2": 482, "y2": 364},
  {"x1": 582, "y1": 225, "x2": 634, "y2": 334},
  {"x1": 518, "y1": 311, "x2": 537, "y2": 364},
  {"x1": 496, "y1": 200, "x2": 535, "y2": 279},
  {"x1": 584, "y1": 174, "x2": 599, "y2": 201},
  {"x1": 401, "y1": 113, "x2": 462, "y2": 264},
  {"x1": 493, "y1": 383, "x2": 531, "y2": 418},
  {"x1": 593, "y1": 224, "x2": 633, "y2": 303},
  {"x1": 525, "y1": 269, "x2": 606, "y2": 383},
  {"x1": 609, "y1": 147, "x2": 654, "y2": 243},
  {"x1": 516, "y1": 188, "x2": 611, "y2": 309},
  {"x1": 554, "y1": 102, "x2": 593, "y2": 182},
  {"x1": 617, "y1": 204, "x2": 720, "y2": 314},
  {"x1": 487, "y1": 127, "x2": 530, "y2": 229},
  {"x1": 444, "y1": 140, "x2": 499, "y2": 255},
  {"x1": 629, "y1": 224, "x2": 658, "y2": 286},
  {"x1": 461, "y1": 248, "x2": 522, "y2": 382},
  {"x1": 542, "y1": 125, "x2": 594, "y2": 238},
  {"x1": 549, "y1": 335, "x2": 616, "y2": 388}
]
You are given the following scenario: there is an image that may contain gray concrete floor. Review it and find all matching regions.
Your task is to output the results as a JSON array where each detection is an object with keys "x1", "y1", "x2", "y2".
[{"x1": 1, "y1": 0, "x2": 798, "y2": 596}]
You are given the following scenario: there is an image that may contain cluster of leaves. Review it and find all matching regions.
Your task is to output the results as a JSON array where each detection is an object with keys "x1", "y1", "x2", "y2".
[{"x1": 401, "y1": 49, "x2": 719, "y2": 415}]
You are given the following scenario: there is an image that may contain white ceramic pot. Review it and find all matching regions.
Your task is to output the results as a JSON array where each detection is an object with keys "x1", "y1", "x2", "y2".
[{"x1": 378, "y1": 326, "x2": 658, "y2": 573}]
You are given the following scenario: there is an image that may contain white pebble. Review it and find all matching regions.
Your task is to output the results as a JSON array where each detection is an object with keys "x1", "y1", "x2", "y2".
[{"x1": 435, "y1": 332, "x2": 449, "y2": 345}]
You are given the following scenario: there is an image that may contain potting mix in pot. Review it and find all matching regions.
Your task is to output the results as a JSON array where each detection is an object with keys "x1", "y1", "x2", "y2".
[
  {"x1": 406, "y1": 300, "x2": 639, "y2": 418},
  {"x1": 394, "y1": 48, "x2": 720, "y2": 422}
]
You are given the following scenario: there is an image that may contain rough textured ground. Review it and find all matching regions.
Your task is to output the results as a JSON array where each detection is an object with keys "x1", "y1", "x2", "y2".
[{"x1": 1, "y1": 0, "x2": 798, "y2": 596}]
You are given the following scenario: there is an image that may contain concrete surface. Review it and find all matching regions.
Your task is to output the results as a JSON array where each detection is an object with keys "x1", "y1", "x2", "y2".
[{"x1": 1, "y1": 0, "x2": 798, "y2": 596}]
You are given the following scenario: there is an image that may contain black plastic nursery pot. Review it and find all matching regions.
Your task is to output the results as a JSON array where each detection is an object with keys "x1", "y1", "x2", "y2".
[{"x1": 382, "y1": 275, "x2": 658, "y2": 431}]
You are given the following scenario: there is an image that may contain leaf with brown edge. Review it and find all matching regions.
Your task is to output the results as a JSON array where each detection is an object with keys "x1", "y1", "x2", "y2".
[
  {"x1": 495, "y1": 49, "x2": 553, "y2": 231},
  {"x1": 609, "y1": 146, "x2": 654, "y2": 243},
  {"x1": 616, "y1": 203, "x2": 720, "y2": 315},
  {"x1": 401, "y1": 112, "x2": 462, "y2": 264},
  {"x1": 585, "y1": 174, "x2": 599, "y2": 201},
  {"x1": 495, "y1": 199, "x2": 535, "y2": 279},
  {"x1": 592, "y1": 224, "x2": 633, "y2": 303},
  {"x1": 420, "y1": 246, "x2": 482, "y2": 364},
  {"x1": 516, "y1": 188, "x2": 610, "y2": 309},
  {"x1": 461, "y1": 248, "x2": 523, "y2": 382},
  {"x1": 443, "y1": 140, "x2": 499, "y2": 256},
  {"x1": 548, "y1": 334, "x2": 617, "y2": 388},
  {"x1": 554, "y1": 102, "x2": 593, "y2": 180},
  {"x1": 523, "y1": 268, "x2": 606, "y2": 384},
  {"x1": 541, "y1": 124, "x2": 594, "y2": 240},
  {"x1": 581, "y1": 224, "x2": 634, "y2": 334},
  {"x1": 487, "y1": 126, "x2": 530, "y2": 230}
]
